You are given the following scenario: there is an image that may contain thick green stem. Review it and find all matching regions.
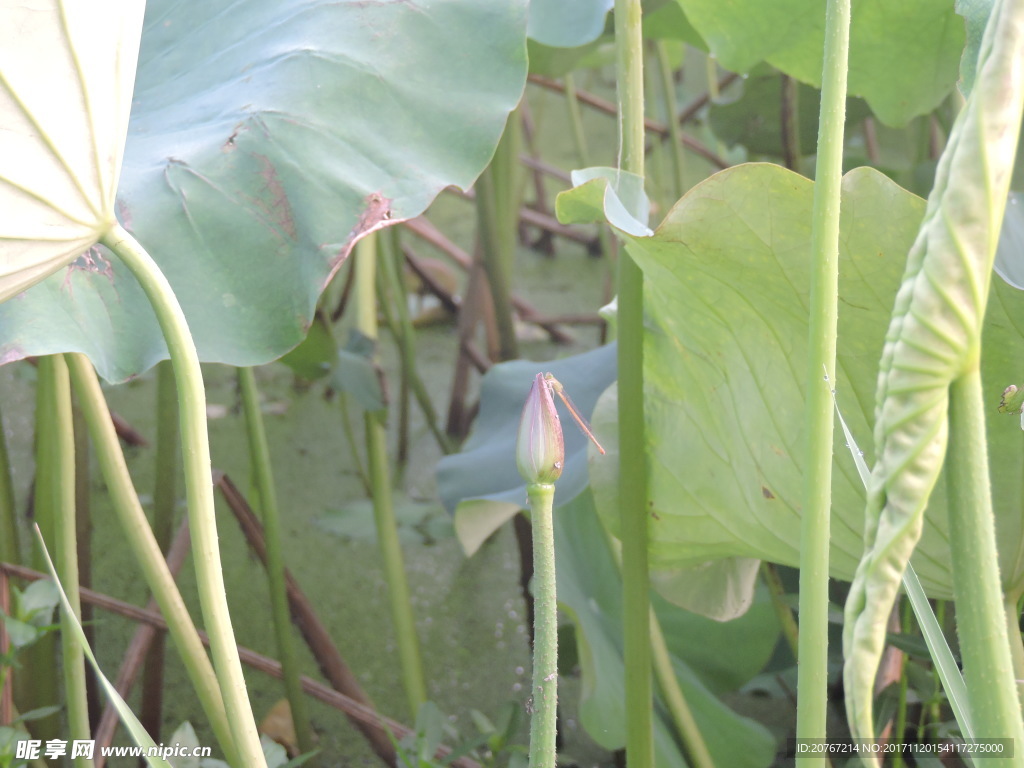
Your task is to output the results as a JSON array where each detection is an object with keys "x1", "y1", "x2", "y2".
[
  {"x1": 99, "y1": 224, "x2": 265, "y2": 768},
  {"x1": 238, "y1": 367, "x2": 316, "y2": 757},
  {"x1": 20, "y1": 358, "x2": 60, "y2": 743},
  {"x1": 526, "y1": 483, "x2": 557, "y2": 768},
  {"x1": 614, "y1": 1, "x2": 653, "y2": 767},
  {"x1": 65, "y1": 353, "x2": 239, "y2": 764},
  {"x1": 796, "y1": 0, "x2": 850, "y2": 760},
  {"x1": 44, "y1": 356, "x2": 91, "y2": 765},
  {"x1": 355, "y1": 235, "x2": 427, "y2": 716},
  {"x1": 649, "y1": 612, "x2": 714, "y2": 768},
  {"x1": 140, "y1": 360, "x2": 179, "y2": 743},
  {"x1": 477, "y1": 113, "x2": 523, "y2": 362},
  {"x1": 947, "y1": 371, "x2": 1024, "y2": 761}
]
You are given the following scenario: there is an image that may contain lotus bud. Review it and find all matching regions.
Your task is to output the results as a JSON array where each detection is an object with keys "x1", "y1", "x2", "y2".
[{"x1": 516, "y1": 373, "x2": 564, "y2": 485}]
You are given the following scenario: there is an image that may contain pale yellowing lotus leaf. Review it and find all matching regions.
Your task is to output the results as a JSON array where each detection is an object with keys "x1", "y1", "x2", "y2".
[{"x1": 0, "y1": 0, "x2": 144, "y2": 303}]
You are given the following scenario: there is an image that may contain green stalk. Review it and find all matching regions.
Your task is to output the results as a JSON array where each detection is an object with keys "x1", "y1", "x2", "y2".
[
  {"x1": 43, "y1": 356, "x2": 91, "y2": 765},
  {"x1": 593, "y1": 519, "x2": 711, "y2": 766},
  {"x1": 65, "y1": 353, "x2": 239, "y2": 764},
  {"x1": 614, "y1": 0, "x2": 652, "y2": 766},
  {"x1": 654, "y1": 41, "x2": 686, "y2": 201},
  {"x1": 0, "y1": 400, "x2": 19, "y2": 564},
  {"x1": 354, "y1": 235, "x2": 427, "y2": 716},
  {"x1": 761, "y1": 563, "x2": 799, "y2": 660},
  {"x1": 140, "y1": 360, "x2": 179, "y2": 742},
  {"x1": 947, "y1": 371, "x2": 1024, "y2": 758},
  {"x1": 564, "y1": 73, "x2": 615, "y2": 308},
  {"x1": 98, "y1": 223, "x2": 265, "y2": 768},
  {"x1": 374, "y1": 263, "x2": 411, "y2": 475},
  {"x1": 20, "y1": 358, "x2": 60, "y2": 743},
  {"x1": 476, "y1": 112, "x2": 523, "y2": 362},
  {"x1": 796, "y1": 0, "x2": 850, "y2": 759},
  {"x1": 705, "y1": 55, "x2": 719, "y2": 102},
  {"x1": 238, "y1": 366, "x2": 316, "y2": 757},
  {"x1": 526, "y1": 482, "x2": 557, "y2": 768},
  {"x1": 563, "y1": 73, "x2": 590, "y2": 166},
  {"x1": 378, "y1": 230, "x2": 452, "y2": 455},
  {"x1": 648, "y1": 612, "x2": 714, "y2": 768}
]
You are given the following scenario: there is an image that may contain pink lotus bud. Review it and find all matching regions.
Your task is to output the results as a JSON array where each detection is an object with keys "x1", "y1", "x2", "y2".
[{"x1": 516, "y1": 373, "x2": 564, "y2": 485}]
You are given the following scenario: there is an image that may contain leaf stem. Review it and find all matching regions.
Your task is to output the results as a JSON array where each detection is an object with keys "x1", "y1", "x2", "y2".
[
  {"x1": 22, "y1": 358, "x2": 61, "y2": 743},
  {"x1": 238, "y1": 366, "x2": 316, "y2": 758},
  {"x1": 649, "y1": 610, "x2": 715, "y2": 768},
  {"x1": 477, "y1": 113, "x2": 523, "y2": 362},
  {"x1": 100, "y1": 224, "x2": 265, "y2": 768},
  {"x1": 527, "y1": 482, "x2": 557, "y2": 768},
  {"x1": 65, "y1": 353, "x2": 240, "y2": 764},
  {"x1": 354, "y1": 234, "x2": 427, "y2": 716},
  {"x1": 44, "y1": 356, "x2": 92, "y2": 766},
  {"x1": 614, "y1": 0, "x2": 653, "y2": 766},
  {"x1": 140, "y1": 361, "x2": 179, "y2": 742},
  {"x1": 654, "y1": 41, "x2": 686, "y2": 201},
  {"x1": 947, "y1": 371, "x2": 1024, "y2": 754},
  {"x1": 796, "y1": 0, "x2": 850, "y2": 761}
]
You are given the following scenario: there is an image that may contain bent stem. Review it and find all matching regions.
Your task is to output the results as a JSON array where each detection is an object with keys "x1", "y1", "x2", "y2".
[
  {"x1": 65, "y1": 354, "x2": 239, "y2": 763},
  {"x1": 526, "y1": 482, "x2": 557, "y2": 768},
  {"x1": 238, "y1": 367, "x2": 316, "y2": 757},
  {"x1": 100, "y1": 224, "x2": 265, "y2": 768},
  {"x1": 797, "y1": 0, "x2": 850, "y2": 759},
  {"x1": 947, "y1": 371, "x2": 1024, "y2": 751}
]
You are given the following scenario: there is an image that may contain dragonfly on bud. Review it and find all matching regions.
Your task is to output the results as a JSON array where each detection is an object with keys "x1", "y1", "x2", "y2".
[{"x1": 516, "y1": 372, "x2": 605, "y2": 485}]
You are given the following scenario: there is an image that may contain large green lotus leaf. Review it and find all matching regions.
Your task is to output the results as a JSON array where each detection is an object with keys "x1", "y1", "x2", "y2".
[
  {"x1": 0, "y1": 0, "x2": 143, "y2": 303},
  {"x1": 589, "y1": 383, "x2": 764, "y2": 620},
  {"x1": 556, "y1": 490, "x2": 777, "y2": 768},
  {"x1": 614, "y1": 163, "x2": 1024, "y2": 598},
  {"x1": 0, "y1": 0, "x2": 526, "y2": 382},
  {"x1": 675, "y1": 0, "x2": 964, "y2": 127}
]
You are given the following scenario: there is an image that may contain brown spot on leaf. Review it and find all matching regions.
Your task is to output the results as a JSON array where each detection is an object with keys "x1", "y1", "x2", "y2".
[
  {"x1": 324, "y1": 191, "x2": 397, "y2": 287},
  {"x1": 252, "y1": 154, "x2": 297, "y2": 241},
  {"x1": 222, "y1": 124, "x2": 245, "y2": 152},
  {"x1": 762, "y1": 486, "x2": 775, "y2": 499}
]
